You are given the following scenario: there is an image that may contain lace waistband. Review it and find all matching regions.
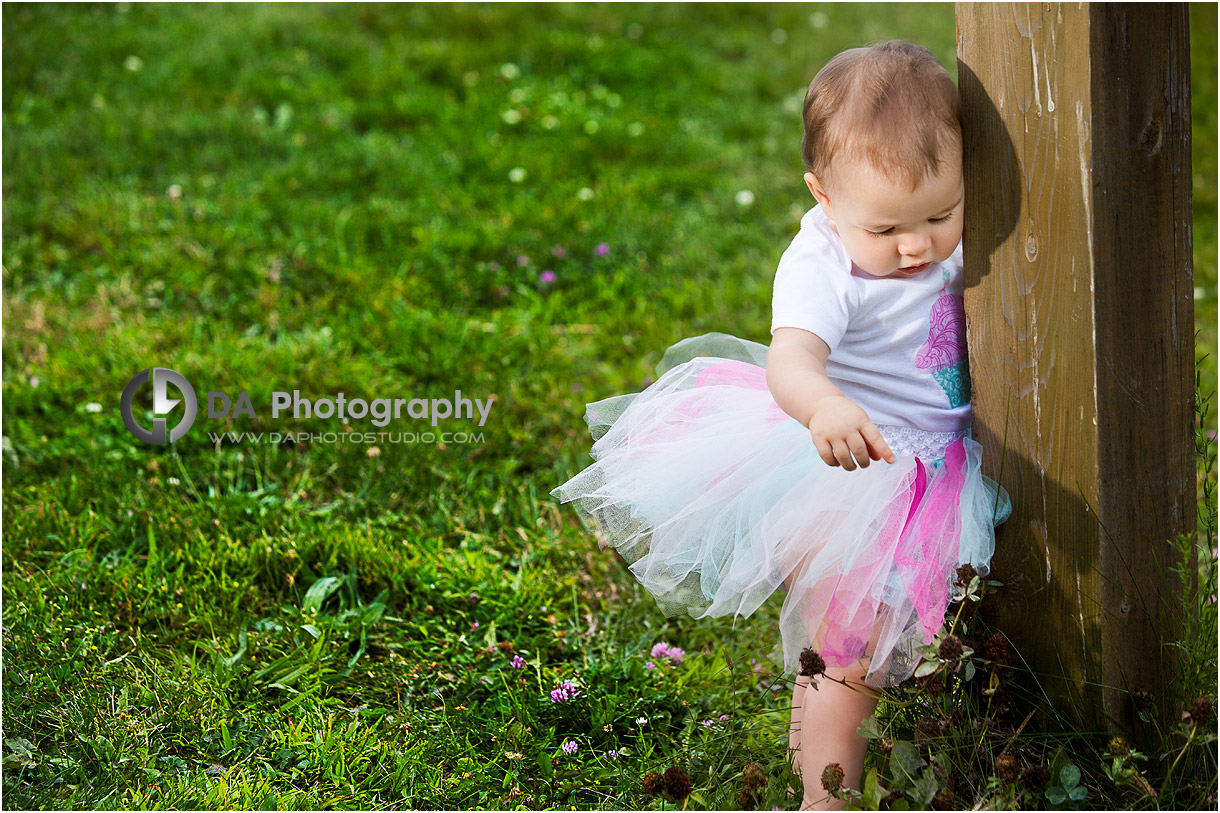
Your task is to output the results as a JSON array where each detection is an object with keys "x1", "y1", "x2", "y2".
[{"x1": 875, "y1": 424, "x2": 970, "y2": 461}]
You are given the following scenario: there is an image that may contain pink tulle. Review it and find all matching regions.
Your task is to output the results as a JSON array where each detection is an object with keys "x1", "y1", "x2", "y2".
[{"x1": 552, "y1": 333, "x2": 1005, "y2": 689}]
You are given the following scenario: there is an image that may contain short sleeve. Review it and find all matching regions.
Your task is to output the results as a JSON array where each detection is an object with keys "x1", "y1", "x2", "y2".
[{"x1": 769, "y1": 207, "x2": 857, "y2": 350}]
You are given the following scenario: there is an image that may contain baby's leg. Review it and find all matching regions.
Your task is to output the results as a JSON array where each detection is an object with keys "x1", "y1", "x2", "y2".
[
  {"x1": 789, "y1": 674, "x2": 807, "y2": 777},
  {"x1": 792, "y1": 664, "x2": 879, "y2": 811}
]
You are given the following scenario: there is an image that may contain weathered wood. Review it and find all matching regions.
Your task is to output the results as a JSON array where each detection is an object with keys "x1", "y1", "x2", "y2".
[{"x1": 956, "y1": 3, "x2": 1194, "y2": 745}]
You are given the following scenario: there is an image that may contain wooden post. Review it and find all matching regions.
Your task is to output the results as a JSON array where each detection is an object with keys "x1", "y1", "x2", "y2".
[{"x1": 956, "y1": 3, "x2": 1194, "y2": 746}]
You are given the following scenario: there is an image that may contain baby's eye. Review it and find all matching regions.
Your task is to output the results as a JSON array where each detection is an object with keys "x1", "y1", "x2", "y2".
[
  {"x1": 930, "y1": 212, "x2": 955, "y2": 224},
  {"x1": 866, "y1": 228, "x2": 894, "y2": 238}
]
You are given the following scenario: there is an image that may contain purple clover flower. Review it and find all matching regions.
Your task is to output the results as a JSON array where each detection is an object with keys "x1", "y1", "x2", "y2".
[
  {"x1": 702, "y1": 719, "x2": 715, "y2": 729},
  {"x1": 606, "y1": 749, "x2": 618, "y2": 761},
  {"x1": 562, "y1": 740, "x2": 578, "y2": 755},
  {"x1": 510, "y1": 655, "x2": 526, "y2": 669},
  {"x1": 644, "y1": 661, "x2": 656, "y2": 670},
  {"x1": 595, "y1": 242, "x2": 610, "y2": 256},
  {"x1": 650, "y1": 641, "x2": 685, "y2": 664},
  {"x1": 539, "y1": 270, "x2": 556, "y2": 284},
  {"x1": 550, "y1": 680, "x2": 582, "y2": 703}
]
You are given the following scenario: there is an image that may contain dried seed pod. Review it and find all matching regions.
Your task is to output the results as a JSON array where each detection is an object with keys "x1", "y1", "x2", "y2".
[
  {"x1": 799, "y1": 647, "x2": 827, "y2": 678},
  {"x1": 821, "y1": 762, "x2": 845, "y2": 792},
  {"x1": 938, "y1": 634, "x2": 964, "y2": 661},
  {"x1": 1020, "y1": 764, "x2": 1051, "y2": 792},
  {"x1": 742, "y1": 762, "x2": 766, "y2": 789},
  {"x1": 984, "y1": 632, "x2": 1011, "y2": 667},
  {"x1": 994, "y1": 754, "x2": 1020, "y2": 783},
  {"x1": 664, "y1": 766, "x2": 691, "y2": 800},
  {"x1": 1185, "y1": 697, "x2": 1214, "y2": 725}
]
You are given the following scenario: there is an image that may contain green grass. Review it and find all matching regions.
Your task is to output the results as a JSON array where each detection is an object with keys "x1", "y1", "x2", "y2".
[{"x1": 3, "y1": 3, "x2": 1216, "y2": 810}]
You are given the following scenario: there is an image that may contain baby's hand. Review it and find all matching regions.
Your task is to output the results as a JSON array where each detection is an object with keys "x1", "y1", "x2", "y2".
[{"x1": 806, "y1": 396, "x2": 896, "y2": 470}]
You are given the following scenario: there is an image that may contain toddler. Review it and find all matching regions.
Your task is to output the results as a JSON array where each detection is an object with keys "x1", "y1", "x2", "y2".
[{"x1": 552, "y1": 40, "x2": 1008, "y2": 811}]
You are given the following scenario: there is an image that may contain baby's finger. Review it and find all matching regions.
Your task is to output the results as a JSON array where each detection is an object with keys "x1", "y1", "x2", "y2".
[
  {"x1": 813, "y1": 437, "x2": 839, "y2": 468},
  {"x1": 847, "y1": 433, "x2": 871, "y2": 469},
  {"x1": 832, "y1": 440, "x2": 858, "y2": 472},
  {"x1": 861, "y1": 423, "x2": 896, "y2": 464}
]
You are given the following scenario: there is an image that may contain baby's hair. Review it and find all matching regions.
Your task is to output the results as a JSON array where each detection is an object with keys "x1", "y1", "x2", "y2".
[{"x1": 801, "y1": 40, "x2": 962, "y2": 192}]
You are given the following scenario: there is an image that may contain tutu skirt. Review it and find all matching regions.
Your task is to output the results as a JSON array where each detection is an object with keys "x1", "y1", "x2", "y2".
[{"x1": 551, "y1": 333, "x2": 1010, "y2": 690}]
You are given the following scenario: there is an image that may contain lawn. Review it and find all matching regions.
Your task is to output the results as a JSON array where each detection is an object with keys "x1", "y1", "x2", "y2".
[{"x1": 3, "y1": 3, "x2": 1215, "y2": 810}]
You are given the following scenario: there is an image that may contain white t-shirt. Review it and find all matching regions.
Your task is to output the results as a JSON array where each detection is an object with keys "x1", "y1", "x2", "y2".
[{"x1": 770, "y1": 205, "x2": 972, "y2": 435}]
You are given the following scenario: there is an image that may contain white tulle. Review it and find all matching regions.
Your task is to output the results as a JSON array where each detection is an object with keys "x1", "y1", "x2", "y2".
[{"x1": 551, "y1": 332, "x2": 1009, "y2": 689}]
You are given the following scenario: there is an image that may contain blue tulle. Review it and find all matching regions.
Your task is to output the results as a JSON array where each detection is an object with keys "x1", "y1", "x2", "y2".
[{"x1": 552, "y1": 332, "x2": 1009, "y2": 689}]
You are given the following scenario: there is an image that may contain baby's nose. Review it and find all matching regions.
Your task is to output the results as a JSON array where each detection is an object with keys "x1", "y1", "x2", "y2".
[{"x1": 899, "y1": 232, "x2": 932, "y2": 257}]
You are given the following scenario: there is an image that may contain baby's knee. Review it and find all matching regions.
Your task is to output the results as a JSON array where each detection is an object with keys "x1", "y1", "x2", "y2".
[{"x1": 821, "y1": 663, "x2": 866, "y2": 682}]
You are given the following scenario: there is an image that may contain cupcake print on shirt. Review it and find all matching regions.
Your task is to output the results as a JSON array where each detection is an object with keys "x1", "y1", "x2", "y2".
[{"x1": 915, "y1": 268, "x2": 970, "y2": 407}]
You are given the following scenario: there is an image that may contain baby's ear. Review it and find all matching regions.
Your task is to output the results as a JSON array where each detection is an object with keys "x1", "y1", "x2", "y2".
[{"x1": 805, "y1": 172, "x2": 832, "y2": 212}]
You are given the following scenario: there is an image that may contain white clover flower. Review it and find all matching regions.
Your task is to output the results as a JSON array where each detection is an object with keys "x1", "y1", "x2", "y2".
[
  {"x1": 84, "y1": 403, "x2": 103, "y2": 413},
  {"x1": 124, "y1": 55, "x2": 143, "y2": 72},
  {"x1": 166, "y1": 184, "x2": 182, "y2": 202},
  {"x1": 167, "y1": 477, "x2": 180, "y2": 485},
  {"x1": 809, "y1": 11, "x2": 829, "y2": 29},
  {"x1": 577, "y1": 187, "x2": 595, "y2": 201},
  {"x1": 508, "y1": 167, "x2": 527, "y2": 183},
  {"x1": 735, "y1": 189, "x2": 756, "y2": 207},
  {"x1": 509, "y1": 88, "x2": 527, "y2": 103},
  {"x1": 499, "y1": 62, "x2": 521, "y2": 80},
  {"x1": 501, "y1": 109, "x2": 522, "y2": 125},
  {"x1": 541, "y1": 115, "x2": 560, "y2": 130},
  {"x1": 635, "y1": 716, "x2": 648, "y2": 725},
  {"x1": 627, "y1": 122, "x2": 645, "y2": 137},
  {"x1": 771, "y1": 29, "x2": 788, "y2": 44},
  {"x1": 583, "y1": 120, "x2": 599, "y2": 134}
]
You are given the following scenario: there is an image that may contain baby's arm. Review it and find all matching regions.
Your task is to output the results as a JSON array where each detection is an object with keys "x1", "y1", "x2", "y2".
[{"x1": 766, "y1": 327, "x2": 896, "y2": 470}]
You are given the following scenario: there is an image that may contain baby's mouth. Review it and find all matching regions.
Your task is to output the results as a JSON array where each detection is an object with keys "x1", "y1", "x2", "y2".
[{"x1": 898, "y1": 262, "x2": 930, "y2": 274}]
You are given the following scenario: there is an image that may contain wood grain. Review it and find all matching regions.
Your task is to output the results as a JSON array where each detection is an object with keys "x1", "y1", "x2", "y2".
[{"x1": 956, "y1": 3, "x2": 1193, "y2": 744}]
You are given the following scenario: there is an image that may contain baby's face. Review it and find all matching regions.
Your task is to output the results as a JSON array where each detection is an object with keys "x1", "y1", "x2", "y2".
[{"x1": 807, "y1": 155, "x2": 964, "y2": 279}]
